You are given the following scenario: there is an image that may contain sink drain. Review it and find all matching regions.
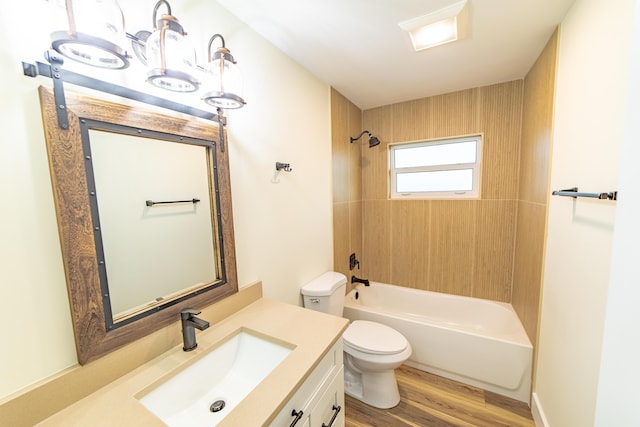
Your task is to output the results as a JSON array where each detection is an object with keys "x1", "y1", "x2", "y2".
[{"x1": 210, "y1": 400, "x2": 226, "y2": 413}]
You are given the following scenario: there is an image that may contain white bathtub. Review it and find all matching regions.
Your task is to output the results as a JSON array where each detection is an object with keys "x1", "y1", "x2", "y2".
[{"x1": 343, "y1": 282, "x2": 532, "y2": 403}]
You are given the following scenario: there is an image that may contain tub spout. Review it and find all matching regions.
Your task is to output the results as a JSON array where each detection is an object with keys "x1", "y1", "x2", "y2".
[{"x1": 351, "y1": 275, "x2": 370, "y2": 286}]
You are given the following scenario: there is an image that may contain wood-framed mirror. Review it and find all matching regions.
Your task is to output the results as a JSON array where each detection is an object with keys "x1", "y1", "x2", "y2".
[{"x1": 38, "y1": 86, "x2": 238, "y2": 364}]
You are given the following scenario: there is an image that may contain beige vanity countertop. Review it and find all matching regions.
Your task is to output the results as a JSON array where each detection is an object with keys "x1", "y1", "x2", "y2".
[{"x1": 37, "y1": 298, "x2": 349, "y2": 427}]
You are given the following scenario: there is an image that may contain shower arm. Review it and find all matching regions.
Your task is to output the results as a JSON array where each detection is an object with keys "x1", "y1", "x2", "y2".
[{"x1": 350, "y1": 131, "x2": 371, "y2": 143}]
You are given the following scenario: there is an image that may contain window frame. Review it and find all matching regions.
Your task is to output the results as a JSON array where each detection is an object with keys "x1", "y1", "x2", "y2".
[{"x1": 389, "y1": 135, "x2": 483, "y2": 200}]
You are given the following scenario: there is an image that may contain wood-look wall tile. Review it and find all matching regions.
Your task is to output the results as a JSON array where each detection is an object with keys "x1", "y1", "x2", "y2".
[
  {"x1": 362, "y1": 106, "x2": 393, "y2": 201},
  {"x1": 357, "y1": 81, "x2": 525, "y2": 302},
  {"x1": 348, "y1": 99, "x2": 363, "y2": 202},
  {"x1": 519, "y1": 30, "x2": 558, "y2": 205},
  {"x1": 479, "y1": 81, "x2": 524, "y2": 200},
  {"x1": 330, "y1": 89, "x2": 350, "y2": 204},
  {"x1": 511, "y1": 30, "x2": 557, "y2": 346},
  {"x1": 428, "y1": 201, "x2": 477, "y2": 296},
  {"x1": 349, "y1": 200, "x2": 363, "y2": 268},
  {"x1": 336, "y1": 64, "x2": 551, "y2": 314},
  {"x1": 363, "y1": 104, "x2": 394, "y2": 143},
  {"x1": 332, "y1": 201, "x2": 350, "y2": 278},
  {"x1": 473, "y1": 200, "x2": 517, "y2": 301},
  {"x1": 430, "y1": 89, "x2": 480, "y2": 137},
  {"x1": 331, "y1": 88, "x2": 363, "y2": 278},
  {"x1": 362, "y1": 199, "x2": 391, "y2": 283},
  {"x1": 391, "y1": 98, "x2": 431, "y2": 142},
  {"x1": 512, "y1": 201, "x2": 547, "y2": 346},
  {"x1": 390, "y1": 200, "x2": 430, "y2": 289}
]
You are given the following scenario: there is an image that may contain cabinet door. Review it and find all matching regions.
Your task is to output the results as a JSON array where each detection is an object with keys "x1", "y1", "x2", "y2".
[
  {"x1": 309, "y1": 367, "x2": 345, "y2": 427},
  {"x1": 269, "y1": 342, "x2": 342, "y2": 427}
]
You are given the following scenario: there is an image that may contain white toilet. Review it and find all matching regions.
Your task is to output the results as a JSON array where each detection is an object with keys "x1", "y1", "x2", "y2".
[{"x1": 301, "y1": 272, "x2": 412, "y2": 409}]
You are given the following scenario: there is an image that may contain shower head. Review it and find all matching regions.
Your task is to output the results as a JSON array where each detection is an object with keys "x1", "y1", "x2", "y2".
[{"x1": 350, "y1": 130, "x2": 381, "y2": 148}]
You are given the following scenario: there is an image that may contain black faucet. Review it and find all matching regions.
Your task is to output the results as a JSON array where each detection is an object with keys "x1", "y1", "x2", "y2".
[
  {"x1": 180, "y1": 308, "x2": 210, "y2": 351},
  {"x1": 351, "y1": 275, "x2": 370, "y2": 286}
]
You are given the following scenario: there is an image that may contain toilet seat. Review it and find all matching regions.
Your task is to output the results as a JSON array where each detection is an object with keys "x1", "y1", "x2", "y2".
[{"x1": 343, "y1": 320, "x2": 408, "y2": 355}]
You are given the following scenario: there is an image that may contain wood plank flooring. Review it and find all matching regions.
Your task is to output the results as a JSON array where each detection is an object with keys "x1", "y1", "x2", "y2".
[{"x1": 345, "y1": 365, "x2": 535, "y2": 427}]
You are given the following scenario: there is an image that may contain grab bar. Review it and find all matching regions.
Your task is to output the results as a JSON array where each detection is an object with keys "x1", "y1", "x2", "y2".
[{"x1": 551, "y1": 187, "x2": 617, "y2": 201}]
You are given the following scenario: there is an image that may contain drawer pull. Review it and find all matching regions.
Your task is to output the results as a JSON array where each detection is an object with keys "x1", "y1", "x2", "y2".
[
  {"x1": 322, "y1": 404, "x2": 342, "y2": 427},
  {"x1": 289, "y1": 409, "x2": 304, "y2": 427}
]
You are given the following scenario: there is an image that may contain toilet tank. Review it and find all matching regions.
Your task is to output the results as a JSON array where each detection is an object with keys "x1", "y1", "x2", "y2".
[{"x1": 300, "y1": 272, "x2": 347, "y2": 316}]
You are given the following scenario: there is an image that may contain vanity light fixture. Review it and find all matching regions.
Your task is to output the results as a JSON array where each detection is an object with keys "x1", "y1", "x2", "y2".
[
  {"x1": 145, "y1": 0, "x2": 199, "y2": 92},
  {"x1": 51, "y1": 0, "x2": 130, "y2": 69},
  {"x1": 203, "y1": 34, "x2": 246, "y2": 109},
  {"x1": 398, "y1": 0, "x2": 468, "y2": 51},
  {"x1": 47, "y1": 0, "x2": 246, "y2": 105},
  {"x1": 29, "y1": 0, "x2": 245, "y2": 149}
]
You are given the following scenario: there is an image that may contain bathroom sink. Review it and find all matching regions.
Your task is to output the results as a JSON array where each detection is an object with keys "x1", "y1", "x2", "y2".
[{"x1": 138, "y1": 329, "x2": 293, "y2": 426}]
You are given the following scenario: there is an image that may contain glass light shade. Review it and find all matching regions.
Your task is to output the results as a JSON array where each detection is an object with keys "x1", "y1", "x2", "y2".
[
  {"x1": 203, "y1": 49, "x2": 245, "y2": 109},
  {"x1": 51, "y1": 0, "x2": 129, "y2": 69},
  {"x1": 145, "y1": 15, "x2": 199, "y2": 92}
]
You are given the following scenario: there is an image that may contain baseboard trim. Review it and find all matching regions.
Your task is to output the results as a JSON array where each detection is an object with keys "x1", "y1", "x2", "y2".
[{"x1": 531, "y1": 392, "x2": 550, "y2": 427}]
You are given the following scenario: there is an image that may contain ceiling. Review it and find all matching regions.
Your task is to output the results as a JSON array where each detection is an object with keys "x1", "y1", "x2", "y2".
[{"x1": 216, "y1": 0, "x2": 575, "y2": 110}]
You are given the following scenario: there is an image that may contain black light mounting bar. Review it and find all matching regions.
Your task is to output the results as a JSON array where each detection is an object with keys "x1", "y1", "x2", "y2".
[{"x1": 21, "y1": 50, "x2": 228, "y2": 150}]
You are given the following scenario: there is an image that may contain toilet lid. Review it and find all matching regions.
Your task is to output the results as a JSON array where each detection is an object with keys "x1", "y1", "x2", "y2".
[{"x1": 343, "y1": 320, "x2": 408, "y2": 355}]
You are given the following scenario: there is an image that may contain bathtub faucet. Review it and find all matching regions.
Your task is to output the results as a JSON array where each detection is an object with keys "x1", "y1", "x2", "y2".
[{"x1": 351, "y1": 275, "x2": 370, "y2": 286}]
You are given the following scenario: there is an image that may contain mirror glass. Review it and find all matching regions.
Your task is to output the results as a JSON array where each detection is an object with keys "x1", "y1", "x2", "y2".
[
  {"x1": 38, "y1": 86, "x2": 238, "y2": 364},
  {"x1": 87, "y1": 127, "x2": 219, "y2": 323}
]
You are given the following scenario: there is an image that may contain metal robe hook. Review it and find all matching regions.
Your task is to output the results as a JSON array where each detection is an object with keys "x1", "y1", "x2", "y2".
[{"x1": 275, "y1": 162, "x2": 292, "y2": 172}]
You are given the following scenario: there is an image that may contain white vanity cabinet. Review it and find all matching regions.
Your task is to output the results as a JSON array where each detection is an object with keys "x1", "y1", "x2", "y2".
[{"x1": 270, "y1": 340, "x2": 345, "y2": 427}]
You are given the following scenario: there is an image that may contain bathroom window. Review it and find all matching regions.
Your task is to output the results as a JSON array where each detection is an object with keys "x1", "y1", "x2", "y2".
[{"x1": 389, "y1": 135, "x2": 482, "y2": 199}]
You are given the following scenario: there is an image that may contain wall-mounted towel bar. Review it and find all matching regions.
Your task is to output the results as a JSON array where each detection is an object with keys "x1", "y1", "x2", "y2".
[
  {"x1": 145, "y1": 198, "x2": 201, "y2": 207},
  {"x1": 551, "y1": 187, "x2": 617, "y2": 200}
]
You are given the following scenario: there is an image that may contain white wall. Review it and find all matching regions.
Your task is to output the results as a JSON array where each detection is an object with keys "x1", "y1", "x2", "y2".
[
  {"x1": 219, "y1": 8, "x2": 334, "y2": 304},
  {"x1": 533, "y1": 0, "x2": 636, "y2": 425},
  {"x1": 594, "y1": 1, "x2": 640, "y2": 424},
  {"x1": 0, "y1": 0, "x2": 332, "y2": 399}
]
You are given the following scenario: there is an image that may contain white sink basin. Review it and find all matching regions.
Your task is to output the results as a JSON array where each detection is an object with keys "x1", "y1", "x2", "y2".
[{"x1": 138, "y1": 329, "x2": 293, "y2": 426}]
